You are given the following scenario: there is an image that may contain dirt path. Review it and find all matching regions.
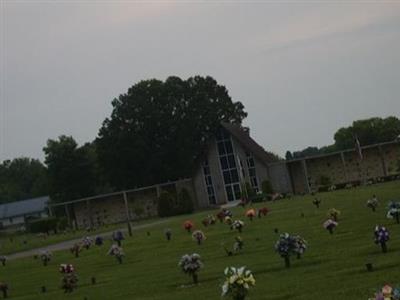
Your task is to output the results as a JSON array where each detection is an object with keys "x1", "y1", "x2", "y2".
[{"x1": 7, "y1": 219, "x2": 169, "y2": 260}]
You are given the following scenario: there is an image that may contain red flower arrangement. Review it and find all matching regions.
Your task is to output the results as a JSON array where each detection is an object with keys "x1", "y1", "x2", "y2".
[
  {"x1": 183, "y1": 220, "x2": 194, "y2": 233},
  {"x1": 258, "y1": 207, "x2": 269, "y2": 218}
]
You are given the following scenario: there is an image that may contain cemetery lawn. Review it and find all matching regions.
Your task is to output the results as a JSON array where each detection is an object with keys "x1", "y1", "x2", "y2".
[{"x1": 1, "y1": 181, "x2": 400, "y2": 300}]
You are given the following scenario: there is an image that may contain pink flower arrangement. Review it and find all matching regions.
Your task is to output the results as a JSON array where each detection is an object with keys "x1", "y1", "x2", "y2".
[
  {"x1": 192, "y1": 230, "x2": 206, "y2": 245},
  {"x1": 245, "y1": 209, "x2": 256, "y2": 221},
  {"x1": 323, "y1": 219, "x2": 338, "y2": 234},
  {"x1": 59, "y1": 264, "x2": 74, "y2": 274}
]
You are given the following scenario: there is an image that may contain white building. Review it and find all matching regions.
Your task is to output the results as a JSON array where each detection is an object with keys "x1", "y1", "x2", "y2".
[{"x1": 0, "y1": 196, "x2": 49, "y2": 228}]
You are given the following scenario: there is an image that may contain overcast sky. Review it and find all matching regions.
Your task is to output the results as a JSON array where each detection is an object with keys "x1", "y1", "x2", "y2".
[{"x1": 1, "y1": 0, "x2": 400, "y2": 162}]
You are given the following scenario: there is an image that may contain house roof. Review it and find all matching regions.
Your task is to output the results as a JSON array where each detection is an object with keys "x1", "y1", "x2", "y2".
[
  {"x1": 0, "y1": 196, "x2": 49, "y2": 219},
  {"x1": 221, "y1": 122, "x2": 280, "y2": 165}
]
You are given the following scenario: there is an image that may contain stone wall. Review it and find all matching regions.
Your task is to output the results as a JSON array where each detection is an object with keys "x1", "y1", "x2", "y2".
[
  {"x1": 71, "y1": 179, "x2": 194, "y2": 229},
  {"x1": 283, "y1": 141, "x2": 400, "y2": 194},
  {"x1": 267, "y1": 162, "x2": 293, "y2": 194}
]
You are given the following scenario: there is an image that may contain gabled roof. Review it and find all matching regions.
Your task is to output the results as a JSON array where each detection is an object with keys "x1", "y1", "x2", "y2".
[
  {"x1": 0, "y1": 196, "x2": 49, "y2": 219},
  {"x1": 221, "y1": 122, "x2": 280, "y2": 165}
]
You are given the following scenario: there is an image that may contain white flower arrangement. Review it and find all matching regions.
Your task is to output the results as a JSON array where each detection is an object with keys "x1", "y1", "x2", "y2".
[
  {"x1": 178, "y1": 253, "x2": 203, "y2": 284},
  {"x1": 231, "y1": 220, "x2": 245, "y2": 232},
  {"x1": 222, "y1": 266, "x2": 255, "y2": 300}
]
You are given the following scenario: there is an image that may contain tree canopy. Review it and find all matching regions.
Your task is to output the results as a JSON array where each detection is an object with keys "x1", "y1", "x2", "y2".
[
  {"x1": 0, "y1": 157, "x2": 48, "y2": 203},
  {"x1": 287, "y1": 116, "x2": 400, "y2": 159},
  {"x1": 96, "y1": 76, "x2": 247, "y2": 189},
  {"x1": 43, "y1": 136, "x2": 98, "y2": 203}
]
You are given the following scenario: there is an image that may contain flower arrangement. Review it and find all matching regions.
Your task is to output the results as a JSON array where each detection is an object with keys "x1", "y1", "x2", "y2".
[
  {"x1": 164, "y1": 228, "x2": 172, "y2": 241},
  {"x1": 108, "y1": 244, "x2": 124, "y2": 264},
  {"x1": 178, "y1": 253, "x2": 203, "y2": 284},
  {"x1": 374, "y1": 225, "x2": 390, "y2": 253},
  {"x1": 221, "y1": 266, "x2": 255, "y2": 300},
  {"x1": 39, "y1": 250, "x2": 52, "y2": 266},
  {"x1": 70, "y1": 243, "x2": 82, "y2": 258},
  {"x1": 0, "y1": 256, "x2": 6, "y2": 267},
  {"x1": 192, "y1": 230, "x2": 206, "y2": 245},
  {"x1": 218, "y1": 209, "x2": 233, "y2": 222},
  {"x1": 367, "y1": 195, "x2": 379, "y2": 211},
  {"x1": 59, "y1": 264, "x2": 78, "y2": 293},
  {"x1": 312, "y1": 198, "x2": 321, "y2": 208},
  {"x1": 217, "y1": 211, "x2": 226, "y2": 223},
  {"x1": 245, "y1": 209, "x2": 256, "y2": 221},
  {"x1": 327, "y1": 208, "x2": 340, "y2": 221},
  {"x1": 183, "y1": 220, "x2": 194, "y2": 233},
  {"x1": 222, "y1": 236, "x2": 244, "y2": 256},
  {"x1": 231, "y1": 220, "x2": 245, "y2": 233},
  {"x1": 386, "y1": 201, "x2": 400, "y2": 224},
  {"x1": 112, "y1": 230, "x2": 125, "y2": 246},
  {"x1": 370, "y1": 284, "x2": 400, "y2": 300},
  {"x1": 323, "y1": 219, "x2": 338, "y2": 234},
  {"x1": 81, "y1": 236, "x2": 93, "y2": 250},
  {"x1": 225, "y1": 216, "x2": 233, "y2": 226},
  {"x1": 275, "y1": 233, "x2": 307, "y2": 268},
  {"x1": 293, "y1": 235, "x2": 307, "y2": 259},
  {"x1": 95, "y1": 236, "x2": 103, "y2": 246},
  {"x1": 233, "y1": 236, "x2": 244, "y2": 253},
  {"x1": 59, "y1": 264, "x2": 75, "y2": 274},
  {"x1": 257, "y1": 207, "x2": 269, "y2": 218},
  {"x1": 202, "y1": 214, "x2": 216, "y2": 227}
]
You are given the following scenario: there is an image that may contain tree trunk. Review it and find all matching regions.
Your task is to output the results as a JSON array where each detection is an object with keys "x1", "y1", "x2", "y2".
[{"x1": 284, "y1": 256, "x2": 291, "y2": 268}]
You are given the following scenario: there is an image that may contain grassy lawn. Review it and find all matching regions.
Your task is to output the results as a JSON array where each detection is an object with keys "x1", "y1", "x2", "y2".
[{"x1": 1, "y1": 181, "x2": 399, "y2": 299}]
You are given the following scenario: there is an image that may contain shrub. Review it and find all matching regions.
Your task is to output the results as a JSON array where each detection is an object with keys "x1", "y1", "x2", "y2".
[
  {"x1": 158, "y1": 189, "x2": 194, "y2": 217},
  {"x1": 57, "y1": 217, "x2": 68, "y2": 231},
  {"x1": 133, "y1": 204, "x2": 145, "y2": 218},
  {"x1": 261, "y1": 180, "x2": 273, "y2": 194},
  {"x1": 157, "y1": 192, "x2": 176, "y2": 217},
  {"x1": 319, "y1": 175, "x2": 331, "y2": 186},
  {"x1": 176, "y1": 188, "x2": 194, "y2": 214},
  {"x1": 27, "y1": 217, "x2": 59, "y2": 233},
  {"x1": 242, "y1": 182, "x2": 256, "y2": 199}
]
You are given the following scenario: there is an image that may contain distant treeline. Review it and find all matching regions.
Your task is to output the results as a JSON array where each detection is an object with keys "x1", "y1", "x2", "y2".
[{"x1": 286, "y1": 116, "x2": 400, "y2": 160}]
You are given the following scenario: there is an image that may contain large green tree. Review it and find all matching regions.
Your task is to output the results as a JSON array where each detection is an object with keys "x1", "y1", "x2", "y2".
[
  {"x1": 43, "y1": 136, "x2": 97, "y2": 203},
  {"x1": 0, "y1": 158, "x2": 48, "y2": 203},
  {"x1": 96, "y1": 76, "x2": 247, "y2": 189}
]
